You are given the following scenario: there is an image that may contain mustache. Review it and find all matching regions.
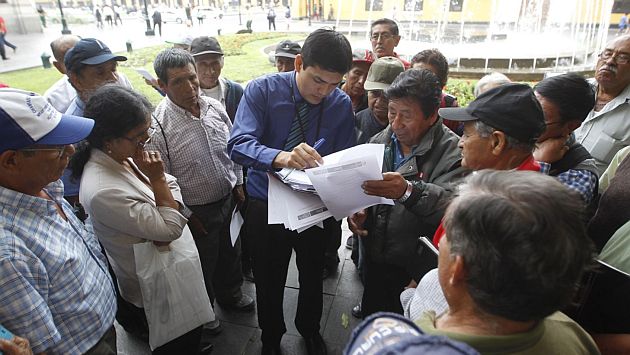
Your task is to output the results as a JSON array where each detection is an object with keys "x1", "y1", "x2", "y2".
[{"x1": 600, "y1": 65, "x2": 618, "y2": 74}]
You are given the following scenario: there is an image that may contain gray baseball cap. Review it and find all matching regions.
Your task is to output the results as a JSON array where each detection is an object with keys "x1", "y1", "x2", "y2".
[
  {"x1": 275, "y1": 40, "x2": 301, "y2": 59},
  {"x1": 364, "y1": 56, "x2": 405, "y2": 91}
]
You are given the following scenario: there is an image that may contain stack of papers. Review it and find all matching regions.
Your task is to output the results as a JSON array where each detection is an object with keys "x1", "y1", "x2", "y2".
[
  {"x1": 273, "y1": 168, "x2": 317, "y2": 194},
  {"x1": 268, "y1": 144, "x2": 394, "y2": 232},
  {"x1": 268, "y1": 173, "x2": 332, "y2": 232}
]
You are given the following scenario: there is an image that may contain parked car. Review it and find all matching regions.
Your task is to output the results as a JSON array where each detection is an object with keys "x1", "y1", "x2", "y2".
[
  {"x1": 46, "y1": 8, "x2": 95, "y2": 24},
  {"x1": 194, "y1": 6, "x2": 221, "y2": 20},
  {"x1": 160, "y1": 8, "x2": 186, "y2": 23}
]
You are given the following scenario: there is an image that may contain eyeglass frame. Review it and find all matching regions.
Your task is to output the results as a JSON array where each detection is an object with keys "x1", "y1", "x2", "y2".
[
  {"x1": 120, "y1": 126, "x2": 157, "y2": 148},
  {"x1": 18, "y1": 145, "x2": 68, "y2": 158},
  {"x1": 369, "y1": 32, "x2": 395, "y2": 42},
  {"x1": 598, "y1": 50, "x2": 630, "y2": 64}
]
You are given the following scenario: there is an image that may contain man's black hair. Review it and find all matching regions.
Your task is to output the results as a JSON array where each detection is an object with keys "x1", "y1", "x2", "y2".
[
  {"x1": 533, "y1": 73, "x2": 595, "y2": 123},
  {"x1": 301, "y1": 28, "x2": 352, "y2": 75},
  {"x1": 154, "y1": 48, "x2": 197, "y2": 85},
  {"x1": 386, "y1": 69, "x2": 442, "y2": 119},
  {"x1": 411, "y1": 49, "x2": 450, "y2": 88}
]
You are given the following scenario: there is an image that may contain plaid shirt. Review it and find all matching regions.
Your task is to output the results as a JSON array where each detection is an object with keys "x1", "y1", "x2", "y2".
[
  {"x1": 0, "y1": 180, "x2": 116, "y2": 354},
  {"x1": 149, "y1": 95, "x2": 243, "y2": 206},
  {"x1": 537, "y1": 162, "x2": 597, "y2": 204},
  {"x1": 556, "y1": 169, "x2": 598, "y2": 204}
]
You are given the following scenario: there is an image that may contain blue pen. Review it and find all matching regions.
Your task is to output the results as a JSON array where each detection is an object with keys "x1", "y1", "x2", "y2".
[
  {"x1": 313, "y1": 138, "x2": 326, "y2": 151},
  {"x1": 312, "y1": 138, "x2": 326, "y2": 167}
]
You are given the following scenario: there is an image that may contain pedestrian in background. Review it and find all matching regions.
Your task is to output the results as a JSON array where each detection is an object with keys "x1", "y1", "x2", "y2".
[
  {"x1": 267, "y1": 6, "x2": 276, "y2": 31},
  {"x1": 0, "y1": 16, "x2": 17, "y2": 61},
  {"x1": 152, "y1": 9, "x2": 162, "y2": 36}
]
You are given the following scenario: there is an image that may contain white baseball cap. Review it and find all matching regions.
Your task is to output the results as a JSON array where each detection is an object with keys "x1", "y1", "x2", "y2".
[{"x1": 0, "y1": 88, "x2": 94, "y2": 152}]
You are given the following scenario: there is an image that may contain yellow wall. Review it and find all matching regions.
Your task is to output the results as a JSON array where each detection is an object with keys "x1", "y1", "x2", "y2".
[{"x1": 293, "y1": 0, "x2": 615, "y2": 26}]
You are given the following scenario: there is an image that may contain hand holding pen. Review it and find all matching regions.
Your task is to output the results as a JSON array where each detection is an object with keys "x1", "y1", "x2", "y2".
[{"x1": 272, "y1": 138, "x2": 326, "y2": 170}]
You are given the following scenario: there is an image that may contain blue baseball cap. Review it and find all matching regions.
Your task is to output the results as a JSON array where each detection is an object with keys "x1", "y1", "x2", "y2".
[
  {"x1": 0, "y1": 88, "x2": 94, "y2": 152},
  {"x1": 64, "y1": 38, "x2": 127, "y2": 73},
  {"x1": 344, "y1": 312, "x2": 479, "y2": 355}
]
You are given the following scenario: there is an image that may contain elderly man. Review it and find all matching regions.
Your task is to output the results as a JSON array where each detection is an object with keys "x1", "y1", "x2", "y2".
[
  {"x1": 533, "y1": 73, "x2": 599, "y2": 204},
  {"x1": 44, "y1": 36, "x2": 133, "y2": 115},
  {"x1": 432, "y1": 83, "x2": 547, "y2": 245},
  {"x1": 61, "y1": 37, "x2": 130, "y2": 205},
  {"x1": 64, "y1": 38, "x2": 130, "y2": 117},
  {"x1": 228, "y1": 29, "x2": 355, "y2": 355},
  {"x1": 349, "y1": 69, "x2": 466, "y2": 318},
  {"x1": 190, "y1": 36, "x2": 243, "y2": 122},
  {"x1": 355, "y1": 56, "x2": 405, "y2": 144},
  {"x1": 274, "y1": 40, "x2": 301, "y2": 72},
  {"x1": 149, "y1": 49, "x2": 254, "y2": 334},
  {"x1": 576, "y1": 34, "x2": 630, "y2": 175},
  {"x1": 440, "y1": 83, "x2": 546, "y2": 172},
  {"x1": 44, "y1": 35, "x2": 81, "y2": 112},
  {"x1": 473, "y1": 71, "x2": 511, "y2": 97},
  {"x1": 369, "y1": 18, "x2": 410, "y2": 68},
  {"x1": 348, "y1": 56, "x2": 404, "y2": 295},
  {"x1": 340, "y1": 49, "x2": 374, "y2": 113},
  {"x1": 0, "y1": 89, "x2": 117, "y2": 354},
  {"x1": 415, "y1": 170, "x2": 599, "y2": 354}
]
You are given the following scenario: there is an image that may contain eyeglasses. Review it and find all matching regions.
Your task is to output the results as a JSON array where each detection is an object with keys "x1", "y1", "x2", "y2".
[
  {"x1": 121, "y1": 126, "x2": 156, "y2": 148},
  {"x1": 598, "y1": 50, "x2": 630, "y2": 64},
  {"x1": 19, "y1": 145, "x2": 68, "y2": 158},
  {"x1": 370, "y1": 32, "x2": 394, "y2": 41}
]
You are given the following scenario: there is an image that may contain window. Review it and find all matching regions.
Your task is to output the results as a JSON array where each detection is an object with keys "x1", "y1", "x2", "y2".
[
  {"x1": 365, "y1": 0, "x2": 383, "y2": 11},
  {"x1": 613, "y1": 0, "x2": 630, "y2": 12},
  {"x1": 450, "y1": 0, "x2": 464, "y2": 12},
  {"x1": 404, "y1": 0, "x2": 423, "y2": 11}
]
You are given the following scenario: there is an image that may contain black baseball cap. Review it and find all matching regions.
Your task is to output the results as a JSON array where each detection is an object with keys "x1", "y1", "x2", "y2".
[
  {"x1": 64, "y1": 38, "x2": 127, "y2": 73},
  {"x1": 438, "y1": 83, "x2": 545, "y2": 143},
  {"x1": 190, "y1": 36, "x2": 223, "y2": 57},
  {"x1": 275, "y1": 40, "x2": 301, "y2": 59}
]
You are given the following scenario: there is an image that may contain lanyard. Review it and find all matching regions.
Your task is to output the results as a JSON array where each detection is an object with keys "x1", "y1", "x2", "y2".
[{"x1": 290, "y1": 73, "x2": 324, "y2": 145}]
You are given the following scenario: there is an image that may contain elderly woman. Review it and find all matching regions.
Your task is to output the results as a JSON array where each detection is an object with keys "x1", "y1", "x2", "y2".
[{"x1": 69, "y1": 84, "x2": 206, "y2": 354}]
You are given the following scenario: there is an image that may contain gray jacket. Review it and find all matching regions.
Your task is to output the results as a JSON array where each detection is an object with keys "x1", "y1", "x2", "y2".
[{"x1": 364, "y1": 120, "x2": 468, "y2": 278}]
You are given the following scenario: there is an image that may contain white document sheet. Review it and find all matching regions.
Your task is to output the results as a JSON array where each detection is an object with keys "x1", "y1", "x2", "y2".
[
  {"x1": 305, "y1": 144, "x2": 394, "y2": 220},
  {"x1": 268, "y1": 175, "x2": 290, "y2": 225},
  {"x1": 267, "y1": 173, "x2": 332, "y2": 232},
  {"x1": 135, "y1": 67, "x2": 156, "y2": 81},
  {"x1": 229, "y1": 207, "x2": 244, "y2": 247},
  {"x1": 320, "y1": 143, "x2": 386, "y2": 168}
]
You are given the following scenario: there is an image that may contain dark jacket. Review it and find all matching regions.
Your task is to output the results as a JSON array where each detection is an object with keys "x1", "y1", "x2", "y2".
[
  {"x1": 364, "y1": 120, "x2": 468, "y2": 278},
  {"x1": 223, "y1": 77, "x2": 243, "y2": 122}
]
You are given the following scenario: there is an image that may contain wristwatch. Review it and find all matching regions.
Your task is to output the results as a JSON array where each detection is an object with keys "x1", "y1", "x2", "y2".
[{"x1": 397, "y1": 181, "x2": 413, "y2": 203}]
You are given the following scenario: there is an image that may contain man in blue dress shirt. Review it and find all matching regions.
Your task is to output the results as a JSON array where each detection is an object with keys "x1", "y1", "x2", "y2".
[{"x1": 228, "y1": 29, "x2": 355, "y2": 355}]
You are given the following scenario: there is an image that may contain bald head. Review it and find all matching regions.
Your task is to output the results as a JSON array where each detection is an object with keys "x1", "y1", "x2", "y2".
[{"x1": 50, "y1": 35, "x2": 81, "y2": 74}]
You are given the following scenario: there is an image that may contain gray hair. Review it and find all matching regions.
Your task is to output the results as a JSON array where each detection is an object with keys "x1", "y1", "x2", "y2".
[
  {"x1": 153, "y1": 48, "x2": 196, "y2": 84},
  {"x1": 474, "y1": 121, "x2": 535, "y2": 152},
  {"x1": 444, "y1": 170, "x2": 594, "y2": 322},
  {"x1": 474, "y1": 72, "x2": 511, "y2": 97}
]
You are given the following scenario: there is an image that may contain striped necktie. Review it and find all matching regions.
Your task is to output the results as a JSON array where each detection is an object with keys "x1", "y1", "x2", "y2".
[{"x1": 284, "y1": 101, "x2": 311, "y2": 151}]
